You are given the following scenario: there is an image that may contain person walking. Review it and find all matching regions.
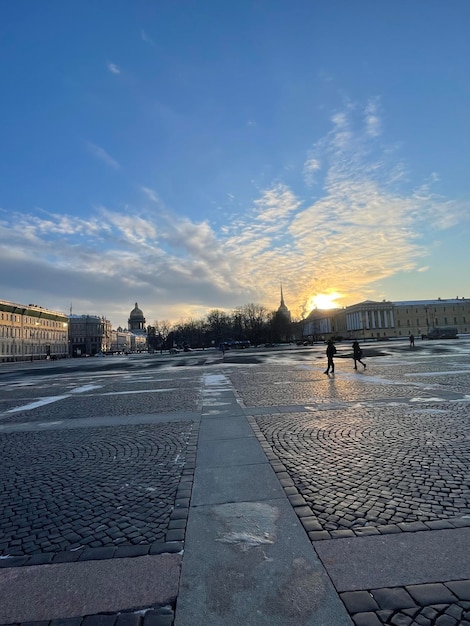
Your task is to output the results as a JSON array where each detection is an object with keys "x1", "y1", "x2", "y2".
[
  {"x1": 324, "y1": 339, "x2": 336, "y2": 374},
  {"x1": 352, "y1": 340, "x2": 366, "y2": 370},
  {"x1": 409, "y1": 334, "x2": 415, "y2": 347}
]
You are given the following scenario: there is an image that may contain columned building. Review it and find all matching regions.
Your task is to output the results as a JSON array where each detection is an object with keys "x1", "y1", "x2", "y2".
[
  {"x1": 0, "y1": 300, "x2": 69, "y2": 362},
  {"x1": 344, "y1": 300, "x2": 395, "y2": 339},
  {"x1": 303, "y1": 298, "x2": 469, "y2": 341},
  {"x1": 128, "y1": 303, "x2": 146, "y2": 334}
]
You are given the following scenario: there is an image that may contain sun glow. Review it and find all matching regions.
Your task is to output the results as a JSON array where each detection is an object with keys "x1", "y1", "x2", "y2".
[{"x1": 308, "y1": 292, "x2": 342, "y2": 310}]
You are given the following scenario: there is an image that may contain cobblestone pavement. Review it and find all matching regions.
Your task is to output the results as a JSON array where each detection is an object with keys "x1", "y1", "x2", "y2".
[
  {"x1": 230, "y1": 340, "x2": 470, "y2": 624},
  {"x1": 252, "y1": 403, "x2": 470, "y2": 537},
  {"x1": 341, "y1": 581, "x2": 470, "y2": 625},
  {"x1": 0, "y1": 422, "x2": 197, "y2": 566},
  {"x1": 1, "y1": 342, "x2": 470, "y2": 625}
]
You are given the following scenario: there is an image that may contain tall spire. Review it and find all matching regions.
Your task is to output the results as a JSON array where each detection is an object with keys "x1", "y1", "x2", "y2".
[{"x1": 277, "y1": 283, "x2": 291, "y2": 320}]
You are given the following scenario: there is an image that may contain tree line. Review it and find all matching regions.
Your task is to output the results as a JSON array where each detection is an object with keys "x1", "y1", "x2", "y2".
[{"x1": 147, "y1": 303, "x2": 297, "y2": 351}]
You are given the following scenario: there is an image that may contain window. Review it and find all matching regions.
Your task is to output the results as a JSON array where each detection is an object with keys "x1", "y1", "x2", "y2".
[{"x1": 444, "y1": 317, "x2": 448, "y2": 324}]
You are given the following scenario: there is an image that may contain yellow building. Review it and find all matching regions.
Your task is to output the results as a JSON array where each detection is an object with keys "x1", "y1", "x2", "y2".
[
  {"x1": 0, "y1": 300, "x2": 69, "y2": 362},
  {"x1": 303, "y1": 298, "x2": 470, "y2": 341}
]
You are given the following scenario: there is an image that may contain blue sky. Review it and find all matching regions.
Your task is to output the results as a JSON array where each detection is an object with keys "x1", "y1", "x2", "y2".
[{"x1": 1, "y1": 1, "x2": 469, "y2": 328}]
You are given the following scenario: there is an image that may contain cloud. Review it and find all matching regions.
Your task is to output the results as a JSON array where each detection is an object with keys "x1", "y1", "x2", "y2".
[
  {"x1": 140, "y1": 186, "x2": 160, "y2": 203},
  {"x1": 107, "y1": 62, "x2": 121, "y2": 74},
  {"x1": 1, "y1": 102, "x2": 465, "y2": 326},
  {"x1": 141, "y1": 29, "x2": 154, "y2": 45},
  {"x1": 364, "y1": 98, "x2": 381, "y2": 137},
  {"x1": 303, "y1": 158, "x2": 321, "y2": 185},
  {"x1": 86, "y1": 142, "x2": 120, "y2": 170}
]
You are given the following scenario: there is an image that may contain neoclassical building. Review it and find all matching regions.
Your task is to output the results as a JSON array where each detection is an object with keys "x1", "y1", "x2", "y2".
[
  {"x1": 0, "y1": 299, "x2": 69, "y2": 362},
  {"x1": 68, "y1": 314, "x2": 112, "y2": 357},
  {"x1": 127, "y1": 303, "x2": 148, "y2": 351},
  {"x1": 303, "y1": 298, "x2": 469, "y2": 341},
  {"x1": 128, "y1": 303, "x2": 146, "y2": 334}
]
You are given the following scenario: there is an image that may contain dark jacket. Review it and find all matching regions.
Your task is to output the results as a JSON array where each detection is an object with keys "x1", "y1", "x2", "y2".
[
  {"x1": 326, "y1": 342, "x2": 336, "y2": 357},
  {"x1": 352, "y1": 341, "x2": 362, "y2": 358}
]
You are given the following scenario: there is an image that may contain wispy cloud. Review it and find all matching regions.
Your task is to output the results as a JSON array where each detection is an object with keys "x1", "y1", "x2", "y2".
[
  {"x1": 140, "y1": 186, "x2": 159, "y2": 203},
  {"x1": 86, "y1": 142, "x2": 120, "y2": 170},
  {"x1": 141, "y1": 29, "x2": 154, "y2": 45},
  {"x1": 364, "y1": 98, "x2": 381, "y2": 137},
  {"x1": 303, "y1": 158, "x2": 321, "y2": 185},
  {"x1": 107, "y1": 62, "x2": 121, "y2": 75},
  {"x1": 1, "y1": 102, "x2": 465, "y2": 324}
]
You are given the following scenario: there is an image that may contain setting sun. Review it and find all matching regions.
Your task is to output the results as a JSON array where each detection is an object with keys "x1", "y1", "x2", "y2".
[{"x1": 308, "y1": 292, "x2": 342, "y2": 311}]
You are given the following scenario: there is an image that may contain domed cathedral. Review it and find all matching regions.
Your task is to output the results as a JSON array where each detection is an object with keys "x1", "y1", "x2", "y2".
[
  {"x1": 277, "y1": 284, "x2": 291, "y2": 321},
  {"x1": 128, "y1": 302, "x2": 146, "y2": 335}
]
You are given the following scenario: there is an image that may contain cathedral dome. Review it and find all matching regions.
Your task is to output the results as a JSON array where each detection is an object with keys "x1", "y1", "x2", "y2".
[
  {"x1": 128, "y1": 302, "x2": 146, "y2": 334},
  {"x1": 129, "y1": 303, "x2": 144, "y2": 320}
]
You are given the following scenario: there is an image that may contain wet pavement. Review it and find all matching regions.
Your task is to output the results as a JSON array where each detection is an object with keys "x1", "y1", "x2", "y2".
[{"x1": 0, "y1": 340, "x2": 469, "y2": 624}]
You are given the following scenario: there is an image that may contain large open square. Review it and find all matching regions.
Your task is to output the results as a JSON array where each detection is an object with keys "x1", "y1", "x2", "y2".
[{"x1": 1, "y1": 339, "x2": 469, "y2": 625}]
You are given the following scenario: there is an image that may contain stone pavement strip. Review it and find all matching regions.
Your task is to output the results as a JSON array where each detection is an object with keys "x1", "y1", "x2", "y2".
[{"x1": 0, "y1": 555, "x2": 180, "y2": 624}]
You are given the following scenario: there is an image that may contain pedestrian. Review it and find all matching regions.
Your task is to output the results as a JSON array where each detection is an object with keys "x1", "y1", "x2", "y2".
[
  {"x1": 409, "y1": 334, "x2": 415, "y2": 347},
  {"x1": 352, "y1": 340, "x2": 366, "y2": 369},
  {"x1": 324, "y1": 339, "x2": 336, "y2": 374},
  {"x1": 219, "y1": 342, "x2": 226, "y2": 355}
]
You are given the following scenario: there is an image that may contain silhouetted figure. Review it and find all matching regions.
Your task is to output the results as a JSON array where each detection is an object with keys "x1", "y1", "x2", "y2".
[
  {"x1": 324, "y1": 339, "x2": 336, "y2": 374},
  {"x1": 352, "y1": 340, "x2": 366, "y2": 369},
  {"x1": 409, "y1": 334, "x2": 415, "y2": 347}
]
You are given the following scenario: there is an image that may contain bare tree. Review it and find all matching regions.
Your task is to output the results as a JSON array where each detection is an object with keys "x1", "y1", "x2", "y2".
[
  {"x1": 236, "y1": 303, "x2": 270, "y2": 345},
  {"x1": 206, "y1": 309, "x2": 232, "y2": 345},
  {"x1": 153, "y1": 319, "x2": 173, "y2": 353}
]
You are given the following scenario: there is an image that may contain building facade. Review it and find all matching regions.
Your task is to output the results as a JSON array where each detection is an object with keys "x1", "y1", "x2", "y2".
[
  {"x1": 68, "y1": 315, "x2": 112, "y2": 357},
  {"x1": 0, "y1": 300, "x2": 69, "y2": 362},
  {"x1": 303, "y1": 298, "x2": 470, "y2": 341}
]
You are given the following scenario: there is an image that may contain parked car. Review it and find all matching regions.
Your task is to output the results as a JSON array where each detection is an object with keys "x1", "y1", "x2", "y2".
[{"x1": 427, "y1": 327, "x2": 458, "y2": 339}]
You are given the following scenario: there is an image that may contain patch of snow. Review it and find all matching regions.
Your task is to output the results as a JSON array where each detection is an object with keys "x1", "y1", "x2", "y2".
[{"x1": 7, "y1": 395, "x2": 69, "y2": 413}]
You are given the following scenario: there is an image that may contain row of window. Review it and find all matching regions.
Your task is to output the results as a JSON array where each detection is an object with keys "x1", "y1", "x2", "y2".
[
  {"x1": 398, "y1": 317, "x2": 466, "y2": 327},
  {"x1": 1, "y1": 343, "x2": 67, "y2": 355},
  {"x1": 0, "y1": 313, "x2": 66, "y2": 327},
  {"x1": 0, "y1": 328, "x2": 67, "y2": 339},
  {"x1": 402, "y1": 306, "x2": 469, "y2": 314},
  {"x1": 70, "y1": 337, "x2": 103, "y2": 343}
]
